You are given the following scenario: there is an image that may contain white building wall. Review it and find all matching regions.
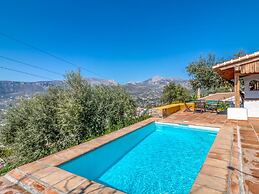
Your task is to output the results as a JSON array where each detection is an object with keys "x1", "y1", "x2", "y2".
[
  {"x1": 244, "y1": 100, "x2": 259, "y2": 117},
  {"x1": 227, "y1": 108, "x2": 248, "y2": 120},
  {"x1": 243, "y1": 74, "x2": 259, "y2": 118},
  {"x1": 243, "y1": 74, "x2": 259, "y2": 98}
]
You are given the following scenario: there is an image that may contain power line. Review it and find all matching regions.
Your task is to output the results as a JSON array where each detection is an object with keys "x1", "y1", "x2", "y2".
[
  {"x1": 0, "y1": 55, "x2": 63, "y2": 76},
  {"x1": 0, "y1": 31, "x2": 107, "y2": 79},
  {"x1": 0, "y1": 66, "x2": 55, "y2": 81}
]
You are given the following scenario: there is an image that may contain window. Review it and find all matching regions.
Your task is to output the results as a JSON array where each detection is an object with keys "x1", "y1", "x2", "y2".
[{"x1": 249, "y1": 80, "x2": 259, "y2": 91}]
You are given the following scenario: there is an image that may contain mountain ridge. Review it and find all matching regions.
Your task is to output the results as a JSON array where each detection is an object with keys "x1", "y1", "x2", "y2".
[
  {"x1": 124, "y1": 76, "x2": 190, "y2": 107},
  {"x1": 0, "y1": 76, "x2": 190, "y2": 108}
]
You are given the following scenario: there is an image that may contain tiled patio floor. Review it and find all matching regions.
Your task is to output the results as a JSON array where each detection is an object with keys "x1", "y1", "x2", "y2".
[
  {"x1": 0, "y1": 112, "x2": 258, "y2": 194},
  {"x1": 232, "y1": 119, "x2": 259, "y2": 193}
]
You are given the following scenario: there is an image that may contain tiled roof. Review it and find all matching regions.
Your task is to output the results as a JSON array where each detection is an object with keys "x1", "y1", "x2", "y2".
[
  {"x1": 199, "y1": 92, "x2": 235, "y2": 101},
  {"x1": 213, "y1": 51, "x2": 259, "y2": 69}
]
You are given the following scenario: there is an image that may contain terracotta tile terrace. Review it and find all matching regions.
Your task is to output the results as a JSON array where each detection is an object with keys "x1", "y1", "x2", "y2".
[{"x1": 0, "y1": 112, "x2": 259, "y2": 194}]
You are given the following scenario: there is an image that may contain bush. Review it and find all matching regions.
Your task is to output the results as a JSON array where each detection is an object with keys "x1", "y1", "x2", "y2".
[
  {"x1": 161, "y1": 82, "x2": 193, "y2": 104},
  {"x1": 0, "y1": 71, "x2": 144, "y2": 174},
  {"x1": 0, "y1": 146, "x2": 12, "y2": 158},
  {"x1": 217, "y1": 101, "x2": 230, "y2": 112},
  {"x1": 1, "y1": 87, "x2": 62, "y2": 162}
]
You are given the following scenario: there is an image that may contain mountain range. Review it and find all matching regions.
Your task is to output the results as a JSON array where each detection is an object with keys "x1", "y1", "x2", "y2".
[
  {"x1": 0, "y1": 76, "x2": 189, "y2": 108},
  {"x1": 124, "y1": 76, "x2": 190, "y2": 106},
  {"x1": 0, "y1": 77, "x2": 116, "y2": 98}
]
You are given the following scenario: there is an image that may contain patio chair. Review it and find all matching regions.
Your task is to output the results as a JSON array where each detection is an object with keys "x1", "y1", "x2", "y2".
[
  {"x1": 194, "y1": 101, "x2": 206, "y2": 113},
  {"x1": 206, "y1": 100, "x2": 219, "y2": 113},
  {"x1": 183, "y1": 101, "x2": 192, "y2": 112}
]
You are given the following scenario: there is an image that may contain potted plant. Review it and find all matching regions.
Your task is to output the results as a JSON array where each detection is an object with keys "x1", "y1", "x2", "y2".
[{"x1": 217, "y1": 101, "x2": 230, "y2": 114}]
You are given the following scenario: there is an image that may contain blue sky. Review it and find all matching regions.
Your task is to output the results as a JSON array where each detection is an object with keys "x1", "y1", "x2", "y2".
[{"x1": 0, "y1": 0, "x2": 259, "y2": 83}]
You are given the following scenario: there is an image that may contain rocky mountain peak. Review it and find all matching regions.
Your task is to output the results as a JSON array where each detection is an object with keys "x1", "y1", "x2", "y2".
[{"x1": 150, "y1": 75, "x2": 164, "y2": 83}]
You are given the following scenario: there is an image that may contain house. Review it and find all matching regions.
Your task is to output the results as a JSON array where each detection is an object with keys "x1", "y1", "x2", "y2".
[{"x1": 213, "y1": 51, "x2": 259, "y2": 119}]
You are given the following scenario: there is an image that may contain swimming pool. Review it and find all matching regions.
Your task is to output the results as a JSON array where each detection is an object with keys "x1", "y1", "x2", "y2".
[{"x1": 59, "y1": 122, "x2": 218, "y2": 193}]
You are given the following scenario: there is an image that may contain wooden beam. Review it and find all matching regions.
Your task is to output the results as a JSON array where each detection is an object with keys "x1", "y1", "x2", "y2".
[
  {"x1": 234, "y1": 71, "x2": 240, "y2": 108},
  {"x1": 213, "y1": 53, "x2": 259, "y2": 70},
  {"x1": 240, "y1": 61, "x2": 259, "y2": 74},
  {"x1": 197, "y1": 87, "x2": 201, "y2": 99},
  {"x1": 216, "y1": 68, "x2": 234, "y2": 80}
]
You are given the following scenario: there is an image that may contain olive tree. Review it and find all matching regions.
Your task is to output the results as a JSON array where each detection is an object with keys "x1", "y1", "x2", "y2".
[{"x1": 0, "y1": 71, "x2": 139, "y2": 174}]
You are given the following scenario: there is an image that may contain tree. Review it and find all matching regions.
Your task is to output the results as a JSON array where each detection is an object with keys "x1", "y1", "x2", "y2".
[
  {"x1": 233, "y1": 50, "x2": 246, "y2": 59},
  {"x1": 161, "y1": 82, "x2": 192, "y2": 104},
  {"x1": 186, "y1": 54, "x2": 232, "y2": 95},
  {"x1": 1, "y1": 87, "x2": 61, "y2": 162},
  {"x1": 0, "y1": 71, "x2": 141, "y2": 174}
]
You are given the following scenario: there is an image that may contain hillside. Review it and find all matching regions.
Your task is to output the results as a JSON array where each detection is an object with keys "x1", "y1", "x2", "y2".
[
  {"x1": 0, "y1": 78, "x2": 117, "y2": 98},
  {"x1": 0, "y1": 76, "x2": 189, "y2": 109},
  {"x1": 124, "y1": 76, "x2": 190, "y2": 107},
  {"x1": 0, "y1": 78, "x2": 117, "y2": 111}
]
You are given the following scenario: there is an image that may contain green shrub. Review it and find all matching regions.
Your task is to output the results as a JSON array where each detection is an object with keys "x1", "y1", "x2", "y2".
[
  {"x1": 1, "y1": 87, "x2": 61, "y2": 162},
  {"x1": 0, "y1": 146, "x2": 12, "y2": 158},
  {"x1": 217, "y1": 101, "x2": 230, "y2": 112},
  {"x1": 0, "y1": 71, "x2": 145, "y2": 174},
  {"x1": 161, "y1": 82, "x2": 193, "y2": 104}
]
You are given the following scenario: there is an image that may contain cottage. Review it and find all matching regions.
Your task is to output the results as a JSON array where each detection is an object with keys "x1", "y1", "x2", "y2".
[{"x1": 213, "y1": 51, "x2": 259, "y2": 119}]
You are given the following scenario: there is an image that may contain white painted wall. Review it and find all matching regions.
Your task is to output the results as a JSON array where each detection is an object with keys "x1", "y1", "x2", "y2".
[
  {"x1": 227, "y1": 108, "x2": 248, "y2": 120},
  {"x1": 243, "y1": 74, "x2": 259, "y2": 99},
  {"x1": 243, "y1": 74, "x2": 259, "y2": 118},
  {"x1": 244, "y1": 100, "x2": 259, "y2": 117}
]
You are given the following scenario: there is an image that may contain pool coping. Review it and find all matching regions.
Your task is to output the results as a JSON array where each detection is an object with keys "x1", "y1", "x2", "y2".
[
  {"x1": 155, "y1": 121, "x2": 220, "y2": 132},
  {"x1": 2, "y1": 117, "x2": 232, "y2": 194}
]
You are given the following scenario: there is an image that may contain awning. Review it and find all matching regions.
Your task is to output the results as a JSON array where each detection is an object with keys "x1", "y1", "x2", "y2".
[{"x1": 213, "y1": 51, "x2": 259, "y2": 80}]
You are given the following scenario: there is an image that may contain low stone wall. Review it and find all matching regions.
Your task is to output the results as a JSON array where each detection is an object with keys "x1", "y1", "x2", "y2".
[{"x1": 154, "y1": 102, "x2": 195, "y2": 118}]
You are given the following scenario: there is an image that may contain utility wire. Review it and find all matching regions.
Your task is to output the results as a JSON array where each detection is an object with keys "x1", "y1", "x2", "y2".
[
  {"x1": 0, "y1": 31, "x2": 107, "y2": 79},
  {"x1": 0, "y1": 66, "x2": 55, "y2": 81},
  {"x1": 0, "y1": 55, "x2": 63, "y2": 76}
]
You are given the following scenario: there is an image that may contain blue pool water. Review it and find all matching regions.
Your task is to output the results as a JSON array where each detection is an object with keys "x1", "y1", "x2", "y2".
[{"x1": 60, "y1": 122, "x2": 218, "y2": 194}]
